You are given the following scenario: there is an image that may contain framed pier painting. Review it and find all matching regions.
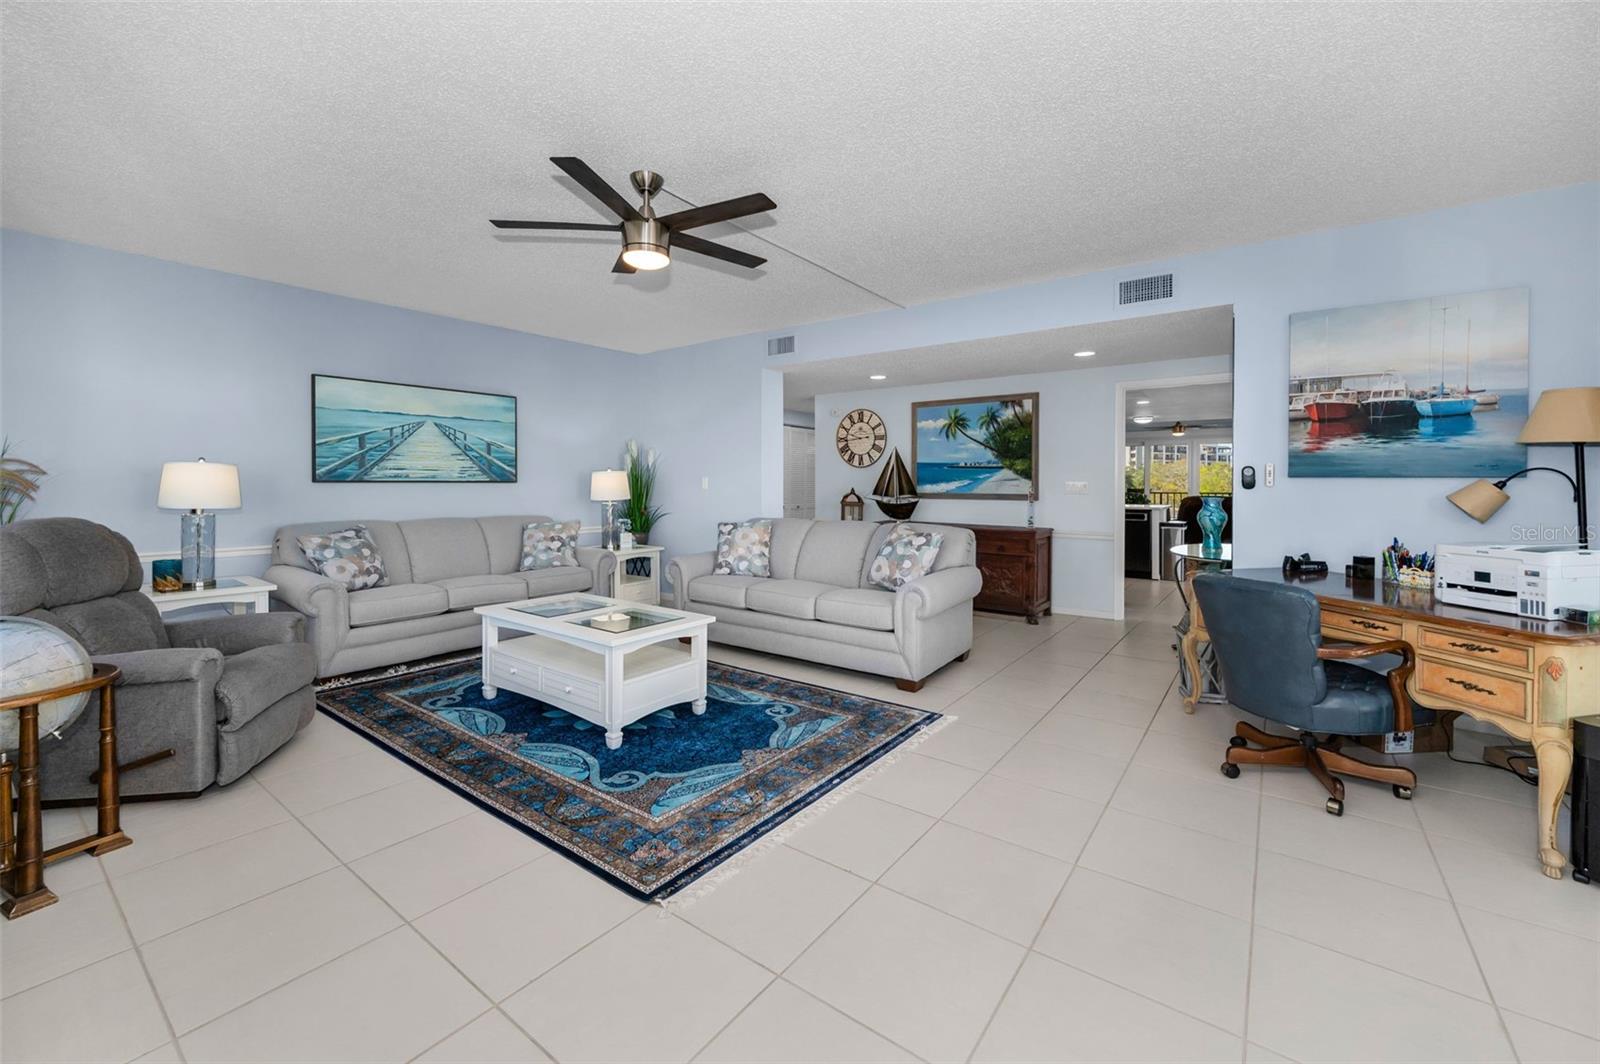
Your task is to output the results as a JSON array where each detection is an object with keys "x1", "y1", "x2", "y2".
[
  {"x1": 911, "y1": 392, "x2": 1038, "y2": 499},
  {"x1": 311, "y1": 374, "x2": 518, "y2": 483},
  {"x1": 1287, "y1": 287, "x2": 1529, "y2": 478}
]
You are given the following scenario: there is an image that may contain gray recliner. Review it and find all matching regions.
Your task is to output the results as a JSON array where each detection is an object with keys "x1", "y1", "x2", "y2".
[{"x1": 0, "y1": 518, "x2": 317, "y2": 800}]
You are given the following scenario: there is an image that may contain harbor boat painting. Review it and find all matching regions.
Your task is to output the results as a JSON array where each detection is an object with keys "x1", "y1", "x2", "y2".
[
  {"x1": 911, "y1": 392, "x2": 1037, "y2": 499},
  {"x1": 312, "y1": 375, "x2": 517, "y2": 482},
  {"x1": 1287, "y1": 287, "x2": 1528, "y2": 478}
]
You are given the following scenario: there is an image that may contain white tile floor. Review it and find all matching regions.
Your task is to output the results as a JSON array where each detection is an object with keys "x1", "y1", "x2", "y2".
[{"x1": 3, "y1": 578, "x2": 1597, "y2": 1063}]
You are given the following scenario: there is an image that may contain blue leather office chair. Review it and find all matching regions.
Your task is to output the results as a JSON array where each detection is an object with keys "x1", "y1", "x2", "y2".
[{"x1": 1192, "y1": 572, "x2": 1420, "y2": 816}]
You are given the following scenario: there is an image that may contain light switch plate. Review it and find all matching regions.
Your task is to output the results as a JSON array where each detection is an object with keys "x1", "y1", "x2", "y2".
[
  {"x1": 1064, "y1": 480, "x2": 1088, "y2": 495},
  {"x1": 701, "y1": 477, "x2": 710, "y2": 491}
]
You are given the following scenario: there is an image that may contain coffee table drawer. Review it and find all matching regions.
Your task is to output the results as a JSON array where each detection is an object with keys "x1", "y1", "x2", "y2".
[
  {"x1": 487, "y1": 656, "x2": 534, "y2": 690},
  {"x1": 543, "y1": 667, "x2": 601, "y2": 711}
]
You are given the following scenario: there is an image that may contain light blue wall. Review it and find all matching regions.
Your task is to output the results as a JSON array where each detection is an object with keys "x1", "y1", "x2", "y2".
[
  {"x1": 641, "y1": 183, "x2": 1600, "y2": 596},
  {"x1": 816, "y1": 357, "x2": 1231, "y2": 616},
  {"x1": 0, "y1": 231, "x2": 638, "y2": 565}
]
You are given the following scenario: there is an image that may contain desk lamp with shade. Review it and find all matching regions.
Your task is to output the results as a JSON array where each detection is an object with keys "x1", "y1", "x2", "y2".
[
  {"x1": 590, "y1": 469, "x2": 630, "y2": 550},
  {"x1": 157, "y1": 459, "x2": 241, "y2": 589},
  {"x1": 1447, "y1": 387, "x2": 1600, "y2": 549}
]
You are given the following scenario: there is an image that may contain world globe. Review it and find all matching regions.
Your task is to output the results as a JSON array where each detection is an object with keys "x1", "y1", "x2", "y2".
[{"x1": 0, "y1": 616, "x2": 94, "y2": 751}]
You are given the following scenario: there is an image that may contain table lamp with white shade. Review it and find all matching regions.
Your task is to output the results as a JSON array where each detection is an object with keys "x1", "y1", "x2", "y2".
[
  {"x1": 1447, "y1": 386, "x2": 1600, "y2": 549},
  {"x1": 590, "y1": 469, "x2": 630, "y2": 550},
  {"x1": 157, "y1": 459, "x2": 241, "y2": 588}
]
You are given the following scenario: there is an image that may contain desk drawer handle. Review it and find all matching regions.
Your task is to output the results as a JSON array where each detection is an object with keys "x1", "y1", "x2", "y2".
[
  {"x1": 1448, "y1": 640, "x2": 1499, "y2": 655},
  {"x1": 1446, "y1": 677, "x2": 1496, "y2": 696},
  {"x1": 1351, "y1": 619, "x2": 1387, "y2": 631}
]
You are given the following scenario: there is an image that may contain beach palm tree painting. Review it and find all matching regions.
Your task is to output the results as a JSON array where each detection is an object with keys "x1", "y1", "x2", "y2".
[
  {"x1": 911, "y1": 393, "x2": 1038, "y2": 498},
  {"x1": 312, "y1": 374, "x2": 517, "y2": 483}
]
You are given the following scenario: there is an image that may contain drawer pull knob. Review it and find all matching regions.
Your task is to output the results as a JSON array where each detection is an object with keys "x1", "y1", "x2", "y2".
[
  {"x1": 1446, "y1": 677, "x2": 1496, "y2": 696},
  {"x1": 1448, "y1": 640, "x2": 1498, "y2": 654},
  {"x1": 563, "y1": 685, "x2": 573, "y2": 693},
  {"x1": 508, "y1": 667, "x2": 517, "y2": 675}
]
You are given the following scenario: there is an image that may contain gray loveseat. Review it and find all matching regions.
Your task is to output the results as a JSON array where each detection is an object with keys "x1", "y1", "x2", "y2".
[
  {"x1": 267, "y1": 515, "x2": 613, "y2": 678},
  {"x1": 668, "y1": 519, "x2": 982, "y2": 691},
  {"x1": 0, "y1": 518, "x2": 317, "y2": 799}
]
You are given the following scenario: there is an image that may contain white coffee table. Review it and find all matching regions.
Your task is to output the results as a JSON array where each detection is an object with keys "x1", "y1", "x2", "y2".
[{"x1": 475, "y1": 594, "x2": 714, "y2": 749}]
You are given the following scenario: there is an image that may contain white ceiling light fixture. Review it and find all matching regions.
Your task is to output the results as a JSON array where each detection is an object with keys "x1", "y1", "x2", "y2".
[
  {"x1": 869, "y1": 374, "x2": 887, "y2": 380},
  {"x1": 1132, "y1": 415, "x2": 1155, "y2": 424},
  {"x1": 1073, "y1": 350, "x2": 1096, "y2": 358},
  {"x1": 1135, "y1": 398, "x2": 1151, "y2": 405}
]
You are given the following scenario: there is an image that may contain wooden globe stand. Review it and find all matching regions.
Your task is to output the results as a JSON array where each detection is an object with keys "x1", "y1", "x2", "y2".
[{"x1": 1, "y1": 663, "x2": 129, "y2": 918}]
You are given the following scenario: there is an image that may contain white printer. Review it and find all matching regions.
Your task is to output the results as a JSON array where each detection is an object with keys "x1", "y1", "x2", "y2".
[{"x1": 1434, "y1": 544, "x2": 1600, "y2": 620}]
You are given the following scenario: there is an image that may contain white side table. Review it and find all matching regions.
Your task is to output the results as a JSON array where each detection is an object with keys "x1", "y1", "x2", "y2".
[
  {"x1": 598, "y1": 545, "x2": 666, "y2": 605},
  {"x1": 141, "y1": 575, "x2": 277, "y2": 616}
]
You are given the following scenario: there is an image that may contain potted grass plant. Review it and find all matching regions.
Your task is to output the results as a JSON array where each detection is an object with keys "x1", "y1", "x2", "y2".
[
  {"x1": 621, "y1": 440, "x2": 666, "y2": 545},
  {"x1": 1, "y1": 440, "x2": 47, "y2": 524}
]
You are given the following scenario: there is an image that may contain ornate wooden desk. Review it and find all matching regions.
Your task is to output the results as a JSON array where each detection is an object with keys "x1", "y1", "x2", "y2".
[{"x1": 1181, "y1": 568, "x2": 1600, "y2": 880}]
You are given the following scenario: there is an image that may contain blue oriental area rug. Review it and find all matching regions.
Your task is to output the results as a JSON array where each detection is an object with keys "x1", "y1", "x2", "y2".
[{"x1": 317, "y1": 658, "x2": 939, "y2": 900}]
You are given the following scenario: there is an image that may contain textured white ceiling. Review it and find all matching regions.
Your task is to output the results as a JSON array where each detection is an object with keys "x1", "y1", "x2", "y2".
[
  {"x1": 784, "y1": 305, "x2": 1233, "y2": 405},
  {"x1": 3, "y1": 3, "x2": 1595, "y2": 353},
  {"x1": 1127, "y1": 382, "x2": 1235, "y2": 426}
]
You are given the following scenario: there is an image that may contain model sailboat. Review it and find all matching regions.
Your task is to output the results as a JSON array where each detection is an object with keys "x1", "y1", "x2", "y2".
[{"x1": 872, "y1": 448, "x2": 920, "y2": 520}]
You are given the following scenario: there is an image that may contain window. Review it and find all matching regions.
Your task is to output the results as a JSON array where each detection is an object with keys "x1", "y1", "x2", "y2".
[
  {"x1": 1124, "y1": 446, "x2": 1147, "y2": 500},
  {"x1": 1147, "y1": 443, "x2": 1190, "y2": 497},
  {"x1": 1198, "y1": 443, "x2": 1233, "y2": 495}
]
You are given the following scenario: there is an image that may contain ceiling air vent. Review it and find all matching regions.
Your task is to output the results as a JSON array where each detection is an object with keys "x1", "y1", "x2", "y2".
[
  {"x1": 767, "y1": 335, "x2": 796, "y2": 356},
  {"x1": 1119, "y1": 273, "x2": 1174, "y2": 305}
]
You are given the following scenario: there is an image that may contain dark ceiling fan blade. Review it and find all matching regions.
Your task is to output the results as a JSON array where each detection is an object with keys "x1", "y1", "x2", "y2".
[
  {"x1": 490, "y1": 219, "x2": 620, "y2": 231},
  {"x1": 672, "y1": 231, "x2": 766, "y2": 269},
  {"x1": 611, "y1": 253, "x2": 637, "y2": 274},
  {"x1": 656, "y1": 192, "x2": 776, "y2": 232},
  {"x1": 550, "y1": 156, "x2": 642, "y2": 221}
]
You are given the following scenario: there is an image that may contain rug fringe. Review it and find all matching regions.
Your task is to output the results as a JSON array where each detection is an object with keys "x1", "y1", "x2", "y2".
[{"x1": 656, "y1": 713, "x2": 958, "y2": 914}]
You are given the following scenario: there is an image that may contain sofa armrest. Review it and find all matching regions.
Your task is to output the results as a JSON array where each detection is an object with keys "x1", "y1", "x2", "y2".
[
  {"x1": 265, "y1": 564, "x2": 348, "y2": 676},
  {"x1": 265, "y1": 564, "x2": 344, "y2": 619},
  {"x1": 667, "y1": 551, "x2": 717, "y2": 608},
  {"x1": 166, "y1": 612, "x2": 306, "y2": 655},
  {"x1": 898, "y1": 566, "x2": 983, "y2": 621},
  {"x1": 575, "y1": 546, "x2": 616, "y2": 595},
  {"x1": 94, "y1": 647, "x2": 224, "y2": 689}
]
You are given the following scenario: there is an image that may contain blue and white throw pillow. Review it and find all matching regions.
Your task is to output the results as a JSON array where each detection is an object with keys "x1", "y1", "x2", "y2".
[
  {"x1": 297, "y1": 525, "x2": 388, "y2": 591},
  {"x1": 868, "y1": 524, "x2": 944, "y2": 591},
  {"x1": 520, "y1": 520, "x2": 581, "y2": 570},
  {"x1": 713, "y1": 520, "x2": 773, "y2": 577}
]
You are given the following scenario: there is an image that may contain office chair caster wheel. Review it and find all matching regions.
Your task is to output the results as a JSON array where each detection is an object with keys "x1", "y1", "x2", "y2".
[
  {"x1": 1220, "y1": 762, "x2": 1241, "y2": 779},
  {"x1": 1229, "y1": 736, "x2": 1248, "y2": 748},
  {"x1": 1325, "y1": 798, "x2": 1344, "y2": 817},
  {"x1": 1392, "y1": 785, "x2": 1413, "y2": 800}
]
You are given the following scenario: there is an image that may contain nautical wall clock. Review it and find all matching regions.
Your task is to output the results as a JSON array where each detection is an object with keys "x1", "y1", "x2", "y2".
[{"x1": 835, "y1": 408, "x2": 887, "y2": 468}]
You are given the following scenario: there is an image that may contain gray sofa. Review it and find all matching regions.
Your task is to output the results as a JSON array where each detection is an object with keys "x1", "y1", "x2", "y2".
[
  {"x1": 267, "y1": 515, "x2": 613, "y2": 678},
  {"x1": 0, "y1": 518, "x2": 317, "y2": 799},
  {"x1": 668, "y1": 519, "x2": 982, "y2": 691}
]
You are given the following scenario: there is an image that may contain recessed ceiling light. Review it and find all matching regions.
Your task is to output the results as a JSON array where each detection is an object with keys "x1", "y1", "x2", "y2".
[
  {"x1": 869, "y1": 374, "x2": 887, "y2": 381},
  {"x1": 1073, "y1": 350, "x2": 1096, "y2": 358},
  {"x1": 1135, "y1": 398, "x2": 1150, "y2": 405},
  {"x1": 1132, "y1": 415, "x2": 1154, "y2": 424}
]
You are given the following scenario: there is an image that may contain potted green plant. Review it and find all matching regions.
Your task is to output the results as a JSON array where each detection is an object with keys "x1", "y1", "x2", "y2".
[
  {"x1": 1, "y1": 441, "x2": 47, "y2": 524},
  {"x1": 621, "y1": 440, "x2": 666, "y2": 545}
]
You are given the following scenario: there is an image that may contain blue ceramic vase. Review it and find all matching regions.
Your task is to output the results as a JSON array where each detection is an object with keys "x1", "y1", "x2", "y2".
[{"x1": 1198, "y1": 496, "x2": 1228, "y2": 557}]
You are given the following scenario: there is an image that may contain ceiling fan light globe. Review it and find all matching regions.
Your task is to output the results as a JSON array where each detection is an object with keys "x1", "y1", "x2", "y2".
[{"x1": 621, "y1": 245, "x2": 670, "y2": 270}]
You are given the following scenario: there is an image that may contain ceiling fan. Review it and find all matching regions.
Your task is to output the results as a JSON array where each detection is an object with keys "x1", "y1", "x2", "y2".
[{"x1": 491, "y1": 157, "x2": 776, "y2": 274}]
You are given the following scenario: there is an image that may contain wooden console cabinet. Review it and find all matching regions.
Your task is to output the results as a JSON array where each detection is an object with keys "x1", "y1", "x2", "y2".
[{"x1": 954, "y1": 524, "x2": 1052, "y2": 624}]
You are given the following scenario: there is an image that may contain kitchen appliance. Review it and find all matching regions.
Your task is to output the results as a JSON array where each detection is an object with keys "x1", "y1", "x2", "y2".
[
  {"x1": 1124, "y1": 505, "x2": 1169, "y2": 579},
  {"x1": 1434, "y1": 544, "x2": 1600, "y2": 619}
]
